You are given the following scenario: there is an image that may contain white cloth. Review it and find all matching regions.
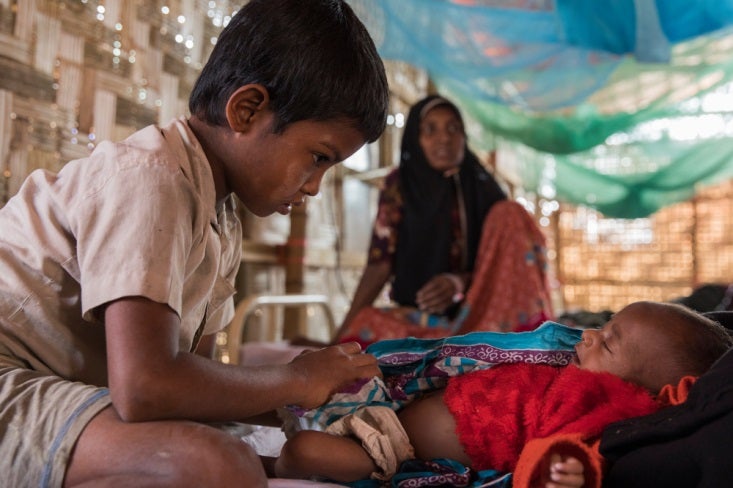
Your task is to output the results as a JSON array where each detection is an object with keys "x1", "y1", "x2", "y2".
[{"x1": 325, "y1": 406, "x2": 415, "y2": 481}]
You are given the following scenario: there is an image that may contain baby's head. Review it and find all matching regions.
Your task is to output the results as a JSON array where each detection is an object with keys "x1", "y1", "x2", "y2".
[{"x1": 574, "y1": 301, "x2": 732, "y2": 393}]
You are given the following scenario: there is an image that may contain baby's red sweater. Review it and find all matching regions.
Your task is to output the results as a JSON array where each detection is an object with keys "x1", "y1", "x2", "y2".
[{"x1": 444, "y1": 363, "x2": 693, "y2": 488}]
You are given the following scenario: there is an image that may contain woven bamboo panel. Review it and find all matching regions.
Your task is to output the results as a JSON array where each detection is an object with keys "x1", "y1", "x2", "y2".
[
  {"x1": 0, "y1": 0, "x2": 237, "y2": 205},
  {"x1": 554, "y1": 179, "x2": 733, "y2": 313},
  {"x1": 2, "y1": 1, "x2": 731, "y2": 323}
]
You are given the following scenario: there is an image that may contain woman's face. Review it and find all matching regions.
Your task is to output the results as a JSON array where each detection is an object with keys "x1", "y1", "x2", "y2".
[{"x1": 418, "y1": 105, "x2": 466, "y2": 173}]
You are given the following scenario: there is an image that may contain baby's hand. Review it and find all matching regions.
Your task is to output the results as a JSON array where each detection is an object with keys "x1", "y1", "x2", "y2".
[{"x1": 543, "y1": 453, "x2": 584, "y2": 488}]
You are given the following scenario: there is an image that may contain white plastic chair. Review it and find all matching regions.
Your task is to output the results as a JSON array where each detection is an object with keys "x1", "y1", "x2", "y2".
[{"x1": 225, "y1": 293, "x2": 337, "y2": 364}]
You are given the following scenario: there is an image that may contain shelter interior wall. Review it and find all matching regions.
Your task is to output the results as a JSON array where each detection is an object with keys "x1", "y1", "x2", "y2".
[
  {"x1": 0, "y1": 1, "x2": 731, "y2": 341},
  {"x1": 550, "y1": 179, "x2": 733, "y2": 313}
]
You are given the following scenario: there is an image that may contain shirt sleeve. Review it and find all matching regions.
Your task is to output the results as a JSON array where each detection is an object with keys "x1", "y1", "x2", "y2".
[
  {"x1": 367, "y1": 170, "x2": 403, "y2": 265},
  {"x1": 69, "y1": 160, "x2": 198, "y2": 321}
]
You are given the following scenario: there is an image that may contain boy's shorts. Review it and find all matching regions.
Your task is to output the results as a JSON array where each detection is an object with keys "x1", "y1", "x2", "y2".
[
  {"x1": 325, "y1": 406, "x2": 415, "y2": 480},
  {"x1": 0, "y1": 355, "x2": 112, "y2": 488}
]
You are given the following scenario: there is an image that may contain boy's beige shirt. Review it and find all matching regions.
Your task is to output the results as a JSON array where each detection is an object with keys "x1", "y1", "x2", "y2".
[{"x1": 0, "y1": 117, "x2": 241, "y2": 385}]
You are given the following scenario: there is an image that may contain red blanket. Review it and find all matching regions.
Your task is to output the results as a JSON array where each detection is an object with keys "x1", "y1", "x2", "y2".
[{"x1": 444, "y1": 363, "x2": 660, "y2": 473}]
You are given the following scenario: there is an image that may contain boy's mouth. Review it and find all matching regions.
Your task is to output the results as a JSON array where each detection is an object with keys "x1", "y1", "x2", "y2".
[{"x1": 277, "y1": 198, "x2": 305, "y2": 215}]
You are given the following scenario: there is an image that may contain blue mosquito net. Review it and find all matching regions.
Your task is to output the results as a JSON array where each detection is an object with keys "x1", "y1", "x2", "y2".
[{"x1": 348, "y1": 0, "x2": 733, "y2": 217}]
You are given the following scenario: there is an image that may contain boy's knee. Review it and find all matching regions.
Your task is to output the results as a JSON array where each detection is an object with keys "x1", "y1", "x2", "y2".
[
  {"x1": 209, "y1": 432, "x2": 266, "y2": 483},
  {"x1": 169, "y1": 425, "x2": 267, "y2": 487}
]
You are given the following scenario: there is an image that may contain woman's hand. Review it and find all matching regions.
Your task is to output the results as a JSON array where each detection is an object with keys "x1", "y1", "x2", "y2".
[{"x1": 415, "y1": 273, "x2": 464, "y2": 315}]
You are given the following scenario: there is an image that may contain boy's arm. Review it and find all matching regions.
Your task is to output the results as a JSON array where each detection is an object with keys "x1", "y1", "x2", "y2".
[
  {"x1": 194, "y1": 333, "x2": 218, "y2": 358},
  {"x1": 513, "y1": 434, "x2": 601, "y2": 488},
  {"x1": 105, "y1": 296, "x2": 380, "y2": 423}
]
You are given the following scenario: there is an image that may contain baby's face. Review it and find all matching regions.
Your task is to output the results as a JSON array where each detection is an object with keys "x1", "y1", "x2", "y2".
[{"x1": 573, "y1": 302, "x2": 667, "y2": 387}]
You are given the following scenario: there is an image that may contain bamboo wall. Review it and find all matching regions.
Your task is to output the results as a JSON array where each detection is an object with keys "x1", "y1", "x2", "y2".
[
  {"x1": 0, "y1": 0, "x2": 231, "y2": 203},
  {"x1": 551, "y1": 179, "x2": 733, "y2": 313},
  {"x1": 1, "y1": 0, "x2": 731, "y2": 341}
]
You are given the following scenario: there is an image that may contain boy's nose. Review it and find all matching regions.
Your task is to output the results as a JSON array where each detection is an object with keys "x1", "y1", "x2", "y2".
[{"x1": 302, "y1": 171, "x2": 325, "y2": 197}]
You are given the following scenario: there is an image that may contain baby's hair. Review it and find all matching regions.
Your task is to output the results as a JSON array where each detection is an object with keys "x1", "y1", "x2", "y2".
[
  {"x1": 189, "y1": 0, "x2": 389, "y2": 142},
  {"x1": 652, "y1": 301, "x2": 732, "y2": 377}
]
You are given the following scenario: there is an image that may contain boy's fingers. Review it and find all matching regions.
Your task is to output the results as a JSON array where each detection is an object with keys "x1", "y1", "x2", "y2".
[
  {"x1": 338, "y1": 341, "x2": 363, "y2": 354},
  {"x1": 325, "y1": 343, "x2": 380, "y2": 377}
]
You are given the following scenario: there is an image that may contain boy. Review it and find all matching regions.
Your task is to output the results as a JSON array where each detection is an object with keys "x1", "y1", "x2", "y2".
[
  {"x1": 274, "y1": 301, "x2": 732, "y2": 487},
  {"x1": 0, "y1": 0, "x2": 388, "y2": 487}
]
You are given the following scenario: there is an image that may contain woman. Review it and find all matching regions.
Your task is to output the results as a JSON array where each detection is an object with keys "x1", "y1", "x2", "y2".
[{"x1": 335, "y1": 95, "x2": 552, "y2": 345}]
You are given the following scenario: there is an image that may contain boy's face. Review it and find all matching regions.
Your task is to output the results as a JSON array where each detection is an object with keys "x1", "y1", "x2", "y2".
[
  {"x1": 573, "y1": 302, "x2": 670, "y2": 388},
  {"x1": 225, "y1": 111, "x2": 366, "y2": 217}
]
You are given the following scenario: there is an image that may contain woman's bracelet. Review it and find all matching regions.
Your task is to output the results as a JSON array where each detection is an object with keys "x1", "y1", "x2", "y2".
[{"x1": 443, "y1": 273, "x2": 465, "y2": 303}]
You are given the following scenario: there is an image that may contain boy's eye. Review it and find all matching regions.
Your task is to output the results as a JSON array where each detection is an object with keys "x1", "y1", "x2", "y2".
[{"x1": 313, "y1": 153, "x2": 329, "y2": 166}]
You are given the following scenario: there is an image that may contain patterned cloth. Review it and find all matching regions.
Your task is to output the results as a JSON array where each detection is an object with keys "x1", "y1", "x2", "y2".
[
  {"x1": 348, "y1": 459, "x2": 512, "y2": 488},
  {"x1": 457, "y1": 200, "x2": 554, "y2": 333},
  {"x1": 284, "y1": 322, "x2": 581, "y2": 488},
  {"x1": 286, "y1": 321, "x2": 580, "y2": 431}
]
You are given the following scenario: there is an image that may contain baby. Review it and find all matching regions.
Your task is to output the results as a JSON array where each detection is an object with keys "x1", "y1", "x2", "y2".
[{"x1": 274, "y1": 301, "x2": 732, "y2": 487}]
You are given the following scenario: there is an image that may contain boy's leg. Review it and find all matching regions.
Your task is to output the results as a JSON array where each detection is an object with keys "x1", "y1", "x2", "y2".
[
  {"x1": 0, "y1": 365, "x2": 113, "y2": 488},
  {"x1": 0, "y1": 363, "x2": 266, "y2": 488},
  {"x1": 275, "y1": 430, "x2": 376, "y2": 482},
  {"x1": 65, "y1": 406, "x2": 266, "y2": 487}
]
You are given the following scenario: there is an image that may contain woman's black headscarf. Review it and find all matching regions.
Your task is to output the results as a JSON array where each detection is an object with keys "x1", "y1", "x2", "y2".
[{"x1": 391, "y1": 95, "x2": 506, "y2": 308}]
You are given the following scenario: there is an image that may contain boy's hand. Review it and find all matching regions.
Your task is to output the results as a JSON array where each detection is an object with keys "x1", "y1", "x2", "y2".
[
  {"x1": 538, "y1": 453, "x2": 585, "y2": 488},
  {"x1": 288, "y1": 341, "x2": 380, "y2": 409}
]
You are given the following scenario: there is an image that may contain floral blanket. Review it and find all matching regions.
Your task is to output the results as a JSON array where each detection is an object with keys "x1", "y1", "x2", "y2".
[{"x1": 281, "y1": 322, "x2": 581, "y2": 486}]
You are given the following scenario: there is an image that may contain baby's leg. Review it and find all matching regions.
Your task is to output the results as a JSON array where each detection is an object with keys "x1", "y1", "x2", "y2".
[
  {"x1": 398, "y1": 389, "x2": 472, "y2": 465},
  {"x1": 275, "y1": 430, "x2": 376, "y2": 482}
]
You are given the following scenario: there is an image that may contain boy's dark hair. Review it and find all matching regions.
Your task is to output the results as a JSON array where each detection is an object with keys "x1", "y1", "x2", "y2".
[{"x1": 189, "y1": 0, "x2": 389, "y2": 143}]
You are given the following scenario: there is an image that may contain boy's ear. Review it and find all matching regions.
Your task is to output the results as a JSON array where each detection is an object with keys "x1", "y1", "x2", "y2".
[{"x1": 225, "y1": 84, "x2": 270, "y2": 132}]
